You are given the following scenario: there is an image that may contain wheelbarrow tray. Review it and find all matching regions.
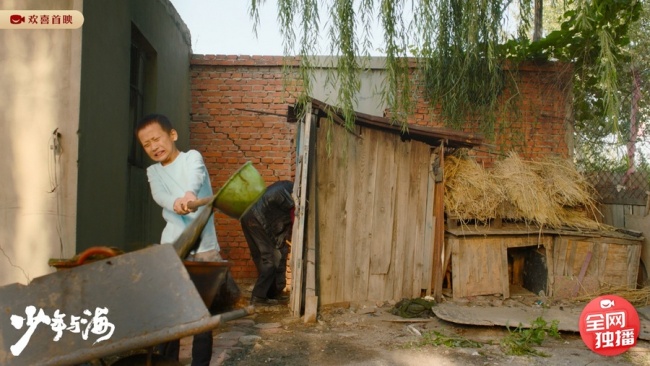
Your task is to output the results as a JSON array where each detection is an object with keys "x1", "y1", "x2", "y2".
[
  {"x1": 0, "y1": 245, "x2": 252, "y2": 366},
  {"x1": 183, "y1": 260, "x2": 232, "y2": 309}
]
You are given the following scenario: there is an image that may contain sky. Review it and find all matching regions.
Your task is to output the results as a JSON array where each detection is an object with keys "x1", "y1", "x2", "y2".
[
  {"x1": 169, "y1": 0, "x2": 388, "y2": 56},
  {"x1": 169, "y1": 0, "x2": 307, "y2": 56}
]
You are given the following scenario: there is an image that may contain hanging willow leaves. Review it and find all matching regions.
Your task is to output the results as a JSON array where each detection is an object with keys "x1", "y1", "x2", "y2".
[{"x1": 249, "y1": 0, "x2": 642, "y2": 144}]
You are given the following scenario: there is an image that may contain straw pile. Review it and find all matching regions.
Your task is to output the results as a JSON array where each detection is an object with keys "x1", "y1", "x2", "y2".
[
  {"x1": 572, "y1": 285, "x2": 650, "y2": 307},
  {"x1": 444, "y1": 154, "x2": 503, "y2": 222},
  {"x1": 445, "y1": 151, "x2": 603, "y2": 230}
]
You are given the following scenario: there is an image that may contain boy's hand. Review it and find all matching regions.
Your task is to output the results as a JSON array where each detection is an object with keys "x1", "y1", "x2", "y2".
[
  {"x1": 173, "y1": 198, "x2": 190, "y2": 215},
  {"x1": 173, "y1": 192, "x2": 198, "y2": 215}
]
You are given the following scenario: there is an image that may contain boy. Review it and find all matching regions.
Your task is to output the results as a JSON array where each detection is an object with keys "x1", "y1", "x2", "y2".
[{"x1": 135, "y1": 113, "x2": 218, "y2": 366}]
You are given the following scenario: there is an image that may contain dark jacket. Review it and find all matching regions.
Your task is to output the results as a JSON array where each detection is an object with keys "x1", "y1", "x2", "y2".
[{"x1": 248, "y1": 180, "x2": 295, "y2": 247}]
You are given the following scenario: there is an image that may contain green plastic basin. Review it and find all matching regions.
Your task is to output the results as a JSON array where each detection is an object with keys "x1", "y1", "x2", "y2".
[{"x1": 214, "y1": 161, "x2": 266, "y2": 219}]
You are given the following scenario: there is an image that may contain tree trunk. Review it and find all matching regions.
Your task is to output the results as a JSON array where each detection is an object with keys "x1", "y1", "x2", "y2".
[
  {"x1": 622, "y1": 67, "x2": 642, "y2": 185},
  {"x1": 533, "y1": 0, "x2": 543, "y2": 41}
]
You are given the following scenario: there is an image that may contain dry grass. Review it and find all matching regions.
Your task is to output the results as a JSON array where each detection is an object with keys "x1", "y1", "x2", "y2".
[
  {"x1": 493, "y1": 153, "x2": 561, "y2": 226},
  {"x1": 444, "y1": 154, "x2": 504, "y2": 222},
  {"x1": 445, "y1": 151, "x2": 604, "y2": 230},
  {"x1": 571, "y1": 285, "x2": 650, "y2": 307}
]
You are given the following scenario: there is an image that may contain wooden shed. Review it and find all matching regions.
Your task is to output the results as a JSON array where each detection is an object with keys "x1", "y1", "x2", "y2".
[{"x1": 288, "y1": 99, "x2": 483, "y2": 316}]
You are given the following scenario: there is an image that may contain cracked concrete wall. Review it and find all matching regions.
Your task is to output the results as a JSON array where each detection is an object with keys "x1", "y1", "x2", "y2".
[{"x1": 0, "y1": 0, "x2": 83, "y2": 286}]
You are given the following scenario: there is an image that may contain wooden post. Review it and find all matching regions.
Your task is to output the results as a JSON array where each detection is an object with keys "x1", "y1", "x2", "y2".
[
  {"x1": 303, "y1": 114, "x2": 318, "y2": 323},
  {"x1": 421, "y1": 151, "x2": 436, "y2": 295},
  {"x1": 431, "y1": 142, "x2": 445, "y2": 302},
  {"x1": 290, "y1": 103, "x2": 313, "y2": 316}
]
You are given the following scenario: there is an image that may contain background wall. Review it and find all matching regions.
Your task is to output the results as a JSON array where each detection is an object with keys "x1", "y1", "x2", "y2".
[
  {"x1": 0, "y1": 0, "x2": 83, "y2": 286},
  {"x1": 76, "y1": 0, "x2": 192, "y2": 252},
  {"x1": 190, "y1": 55, "x2": 298, "y2": 279},
  {"x1": 189, "y1": 55, "x2": 574, "y2": 280}
]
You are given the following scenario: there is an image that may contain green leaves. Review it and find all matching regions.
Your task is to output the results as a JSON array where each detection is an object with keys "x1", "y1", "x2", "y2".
[
  {"x1": 249, "y1": 0, "x2": 644, "y2": 154},
  {"x1": 500, "y1": 316, "x2": 561, "y2": 357}
]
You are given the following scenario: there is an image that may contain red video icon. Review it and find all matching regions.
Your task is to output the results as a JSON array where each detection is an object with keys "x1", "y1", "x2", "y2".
[{"x1": 10, "y1": 14, "x2": 25, "y2": 24}]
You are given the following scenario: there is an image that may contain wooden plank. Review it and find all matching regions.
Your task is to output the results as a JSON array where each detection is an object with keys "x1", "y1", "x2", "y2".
[
  {"x1": 612, "y1": 205, "x2": 626, "y2": 228},
  {"x1": 545, "y1": 239, "x2": 555, "y2": 297},
  {"x1": 368, "y1": 131, "x2": 398, "y2": 301},
  {"x1": 442, "y1": 230, "x2": 452, "y2": 291},
  {"x1": 470, "y1": 239, "x2": 504, "y2": 297},
  {"x1": 601, "y1": 243, "x2": 631, "y2": 286},
  {"x1": 554, "y1": 236, "x2": 568, "y2": 277},
  {"x1": 632, "y1": 205, "x2": 646, "y2": 217},
  {"x1": 410, "y1": 143, "x2": 431, "y2": 297},
  {"x1": 315, "y1": 119, "x2": 334, "y2": 305},
  {"x1": 623, "y1": 214, "x2": 650, "y2": 283},
  {"x1": 303, "y1": 295, "x2": 318, "y2": 323},
  {"x1": 350, "y1": 127, "x2": 377, "y2": 302},
  {"x1": 421, "y1": 152, "x2": 436, "y2": 295},
  {"x1": 628, "y1": 244, "x2": 642, "y2": 287},
  {"x1": 451, "y1": 236, "x2": 505, "y2": 298},
  {"x1": 566, "y1": 239, "x2": 578, "y2": 276},
  {"x1": 500, "y1": 239, "x2": 510, "y2": 299},
  {"x1": 332, "y1": 125, "x2": 349, "y2": 303},
  {"x1": 369, "y1": 131, "x2": 397, "y2": 276},
  {"x1": 450, "y1": 237, "x2": 462, "y2": 298},
  {"x1": 290, "y1": 107, "x2": 313, "y2": 316},
  {"x1": 511, "y1": 251, "x2": 526, "y2": 286},
  {"x1": 597, "y1": 243, "x2": 609, "y2": 284},
  {"x1": 303, "y1": 115, "x2": 319, "y2": 321},
  {"x1": 600, "y1": 204, "x2": 615, "y2": 226},
  {"x1": 432, "y1": 144, "x2": 445, "y2": 301},
  {"x1": 289, "y1": 112, "x2": 305, "y2": 314},
  {"x1": 317, "y1": 120, "x2": 345, "y2": 304},
  {"x1": 572, "y1": 251, "x2": 593, "y2": 297},
  {"x1": 390, "y1": 138, "x2": 412, "y2": 300},
  {"x1": 341, "y1": 127, "x2": 359, "y2": 302}
]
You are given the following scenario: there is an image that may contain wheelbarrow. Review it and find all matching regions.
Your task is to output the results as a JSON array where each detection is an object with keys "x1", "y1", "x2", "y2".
[
  {"x1": 0, "y1": 245, "x2": 253, "y2": 366},
  {"x1": 0, "y1": 162, "x2": 267, "y2": 365}
]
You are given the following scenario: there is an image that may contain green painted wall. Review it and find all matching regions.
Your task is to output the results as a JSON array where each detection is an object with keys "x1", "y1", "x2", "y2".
[{"x1": 77, "y1": 0, "x2": 191, "y2": 251}]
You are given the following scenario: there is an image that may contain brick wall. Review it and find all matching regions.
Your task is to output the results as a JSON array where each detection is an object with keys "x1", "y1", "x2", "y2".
[
  {"x1": 190, "y1": 55, "x2": 301, "y2": 279},
  {"x1": 190, "y1": 55, "x2": 573, "y2": 280},
  {"x1": 408, "y1": 61, "x2": 573, "y2": 168}
]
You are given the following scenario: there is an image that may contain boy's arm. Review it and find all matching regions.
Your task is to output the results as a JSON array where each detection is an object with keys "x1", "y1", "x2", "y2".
[
  {"x1": 185, "y1": 150, "x2": 208, "y2": 197},
  {"x1": 147, "y1": 168, "x2": 176, "y2": 211}
]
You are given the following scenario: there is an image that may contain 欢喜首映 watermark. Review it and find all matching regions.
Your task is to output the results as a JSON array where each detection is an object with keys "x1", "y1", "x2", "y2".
[{"x1": 9, "y1": 305, "x2": 115, "y2": 356}]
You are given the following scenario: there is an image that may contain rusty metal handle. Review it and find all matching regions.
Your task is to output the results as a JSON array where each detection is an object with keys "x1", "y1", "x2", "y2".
[{"x1": 76, "y1": 247, "x2": 119, "y2": 265}]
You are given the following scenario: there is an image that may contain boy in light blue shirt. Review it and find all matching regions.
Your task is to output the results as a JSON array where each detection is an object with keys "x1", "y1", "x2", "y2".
[
  {"x1": 135, "y1": 113, "x2": 218, "y2": 365},
  {"x1": 136, "y1": 113, "x2": 220, "y2": 260}
]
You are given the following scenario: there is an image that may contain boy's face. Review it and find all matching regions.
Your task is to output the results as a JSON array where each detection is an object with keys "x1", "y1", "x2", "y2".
[{"x1": 137, "y1": 123, "x2": 179, "y2": 166}]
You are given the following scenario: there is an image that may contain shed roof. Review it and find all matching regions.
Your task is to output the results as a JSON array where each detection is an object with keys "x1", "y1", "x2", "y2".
[{"x1": 289, "y1": 98, "x2": 483, "y2": 149}]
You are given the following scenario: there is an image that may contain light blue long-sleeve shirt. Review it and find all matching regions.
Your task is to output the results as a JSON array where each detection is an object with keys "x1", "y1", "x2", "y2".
[{"x1": 146, "y1": 150, "x2": 219, "y2": 253}]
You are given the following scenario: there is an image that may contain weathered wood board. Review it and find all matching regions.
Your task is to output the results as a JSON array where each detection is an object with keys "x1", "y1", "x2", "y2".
[
  {"x1": 552, "y1": 235, "x2": 642, "y2": 298},
  {"x1": 316, "y1": 121, "x2": 434, "y2": 305},
  {"x1": 433, "y1": 302, "x2": 650, "y2": 341}
]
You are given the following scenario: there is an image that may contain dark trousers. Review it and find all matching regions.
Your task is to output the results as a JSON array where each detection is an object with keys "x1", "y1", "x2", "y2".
[
  {"x1": 157, "y1": 331, "x2": 212, "y2": 366},
  {"x1": 241, "y1": 214, "x2": 288, "y2": 299}
]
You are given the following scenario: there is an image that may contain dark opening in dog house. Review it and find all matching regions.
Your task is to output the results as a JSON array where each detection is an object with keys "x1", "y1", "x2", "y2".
[{"x1": 507, "y1": 246, "x2": 548, "y2": 296}]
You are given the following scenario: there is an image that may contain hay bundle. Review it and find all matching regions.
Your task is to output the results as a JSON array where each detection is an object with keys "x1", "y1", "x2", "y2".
[
  {"x1": 492, "y1": 152, "x2": 563, "y2": 227},
  {"x1": 532, "y1": 156, "x2": 598, "y2": 208},
  {"x1": 444, "y1": 151, "x2": 603, "y2": 230},
  {"x1": 444, "y1": 154, "x2": 503, "y2": 222},
  {"x1": 572, "y1": 285, "x2": 650, "y2": 307}
]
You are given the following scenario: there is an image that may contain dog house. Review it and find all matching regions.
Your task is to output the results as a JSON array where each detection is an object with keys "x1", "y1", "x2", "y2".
[{"x1": 446, "y1": 226, "x2": 642, "y2": 299}]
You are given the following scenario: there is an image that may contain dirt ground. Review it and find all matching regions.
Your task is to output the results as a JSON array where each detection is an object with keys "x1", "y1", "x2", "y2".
[{"x1": 216, "y1": 284, "x2": 650, "y2": 366}]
